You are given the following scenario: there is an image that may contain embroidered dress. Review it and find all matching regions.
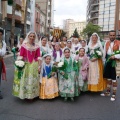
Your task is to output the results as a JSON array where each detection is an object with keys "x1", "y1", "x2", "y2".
[
  {"x1": 13, "y1": 43, "x2": 40, "y2": 99},
  {"x1": 88, "y1": 44, "x2": 106, "y2": 92},
  {"x1": 58, "y1": 57, "x2": 80, "y2": 98},
  {"x1": 39, "y1": 64, "x2": 59, "y2": 99},
  {"x1": 75, "y1": 55, "x2": 89, "y2": 92}
]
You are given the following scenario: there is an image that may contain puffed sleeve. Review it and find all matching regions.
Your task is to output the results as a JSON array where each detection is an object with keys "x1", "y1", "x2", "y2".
[
  {"x1": 35, "y1": 47, "x2": 41, "y2": 60},
  {"x1": 20, "y1": 46, "x2": 25, "y2": 59}
]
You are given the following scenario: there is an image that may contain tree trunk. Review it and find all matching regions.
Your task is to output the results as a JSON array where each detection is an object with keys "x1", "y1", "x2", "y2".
[
  {"x1": 10, "y1": 0, "x2": 16, "y2": 49},
  {"x1": 24, "y1": 0, "x2": 28, "y2": 38}
]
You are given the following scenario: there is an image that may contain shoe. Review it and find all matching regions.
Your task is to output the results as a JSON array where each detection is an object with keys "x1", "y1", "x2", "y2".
[
  {"x1": 110, "y1": 95, "x2": 116, "y2": 101},
  {"x1": 0, "y1": 94, "x2": 3, "y2": 99},
  {"x1": 71, "y1": 97, "x2": 74, "y2": 101},
  {"x1": 100, "y1": 92, "x2": 110, "y2": 97},
  {"x1": 64, "y1": 97, "x2": 67, "y2": 101}
]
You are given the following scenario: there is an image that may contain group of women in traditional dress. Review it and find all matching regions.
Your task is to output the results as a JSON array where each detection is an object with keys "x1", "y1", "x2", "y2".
[{"x1": 13, "y1": 31, "x2": 107, "y2": 101}]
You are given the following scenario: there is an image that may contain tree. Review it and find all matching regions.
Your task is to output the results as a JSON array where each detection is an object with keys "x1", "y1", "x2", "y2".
[
  {"x1": 81, "y1": 22, "x2": 102, "y2": 39},
  {"x1": 24, "y1": 0, "x2": 28, "y2": 38},
  {"x1": 10, "y1": 0, "x2": 16, "y2": 48},
  {"x1": 61, "y1": 30, "x2": 67, "y2": 37},
  {"x1": 72, "y1": 28, "x2": 80, "y2": 38}
]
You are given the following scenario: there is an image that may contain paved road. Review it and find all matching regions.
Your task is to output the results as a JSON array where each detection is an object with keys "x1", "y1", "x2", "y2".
[{"x1": 0, "y1": 57, "x2": 120, "y2": 120}]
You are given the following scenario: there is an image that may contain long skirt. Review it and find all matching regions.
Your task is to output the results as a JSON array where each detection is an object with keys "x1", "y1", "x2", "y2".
[
  {"x1": 88, "y1": 59, "x2": 107, "y2": 92},
  {"x1": 13, "y1": 62, "x2": 40, "y2": 99},
  {"x1": 59, "y1": 71, "x2": 80, "y2": 98},
  {"x1": 13, "y1": 67, "x2": 21, "y2": 97},
  {"x1": 39, "y1": 77, "x2": 59, "y2": 99},
  {"x1": 78, "y1": 73, "x2": 88, "y2": 92}
]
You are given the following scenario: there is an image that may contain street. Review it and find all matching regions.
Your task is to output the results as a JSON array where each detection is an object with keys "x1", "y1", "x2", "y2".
[{"x1": 0, "y1": 57, "x2": 120, "y2": 120}]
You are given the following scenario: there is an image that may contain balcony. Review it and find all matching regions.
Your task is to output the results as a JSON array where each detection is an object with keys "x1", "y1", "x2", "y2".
[
  {"x1": 7, "y1": 13, "x2": 21, "y2": 23},
  {"x1": 90, "y1": 14, "x2": 99, "y2": 20},
  {"x1": 36, "y1": 18, "x2": 40, "y2": 23}
]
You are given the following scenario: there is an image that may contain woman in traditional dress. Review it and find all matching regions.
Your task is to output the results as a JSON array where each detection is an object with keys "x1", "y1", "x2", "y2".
[
  {"x1": 60, "y1": 36, "x2": 67, "y2": 49},
  {"x1": 13, "y1": 31, "x2": 41, "y2": 99},
  {"x1": 87, "y1": 33, "x2": 106, "y2": 92},
  {"x1": 75, "y1": 48, "x2": 89, "y2": 92},
  {"x1": 39, "y1": 54, "x2": 59, "y2": 99},
  {"x1": 0, "y1": 28, "x2": 6, "y2": 99},
  {"x1": 58, "y1": 48, "x2": 80, "y2": 101},
  {"x1": 39, "y1": 37, "x2": 49, "y2": 57},
  {"x1": 17, "y1": 37, "x2": 24, "y2": 51},
  {"x1": 51, "y1": 36, "x2": 58, "y2": 49}
]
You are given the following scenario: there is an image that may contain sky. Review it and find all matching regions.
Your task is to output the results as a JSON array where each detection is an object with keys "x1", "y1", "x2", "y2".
[{"x1": 54, "y1": 0, "x2": 88, "y2": 28}]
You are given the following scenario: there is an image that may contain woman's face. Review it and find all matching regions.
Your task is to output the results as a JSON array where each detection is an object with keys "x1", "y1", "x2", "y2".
[
  {"x1": 79, "y1": 49, "x2": 85, "y2": 56},
  {"x1": 55, "y1": 44, "x2": 60, "y2": 51},
  {"x1": 81, "y1": 41, "x2": 86, "y2": 47},
  {"x1": 28, "y1": 33, "x2": 35, "y2": 43},
  {"x1": 42, "y1": 38, "x2": 47, "y2": 46},
  {"x1": 92, "y1": 35, "x2": 98, "y2": 44},
  {"x1": 45, "y1": 56, "x2": 51, "y2": 64},
  {"x1": 74, "y1": 39, "x2": 78, "y2": 44},
  {"x1": 19, "y1": 38, "x2": 24, "y2": 44},
  {"x1": 67, "y1": 42, "x2": 72, "y2": 48},
  {"x1": 64, "y1": 49, "x2": 70, "y2": 58},
  {"x1": 53, "y1": 37, "x2": 57, "y2": 42}
]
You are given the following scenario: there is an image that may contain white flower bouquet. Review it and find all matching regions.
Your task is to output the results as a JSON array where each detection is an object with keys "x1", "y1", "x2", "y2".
[{"x1": 15, "y1": 60, "x2": 25, "y2": 79}]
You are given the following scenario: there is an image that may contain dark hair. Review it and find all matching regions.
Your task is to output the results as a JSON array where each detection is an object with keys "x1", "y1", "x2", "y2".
[
  {"x1": 81, "y1": 40, "x2": 86, "y2": 43},
  {"x1": 109, "y1": 30, "x2": 116, "y2": 34},
  {"x1": 52, "y1": 36, "x2": 58, "y2": 42},
  {"x1": 0, "y1": 28, "x2": 4, "y2": 35},
  {"x1": 41, "y1": 36, "x2": 47, "y2": 41},
  {"x1": 79, "y1": 48, "x2": 85, "y2": 52},
  {"x1": 63, "y1": 36, "x2": 67, "y2": 39},
  {"x1": 64, "y1": 48, "x2": 70, "y2": 52},
  {"x1": 92, "y1": 34, "x2": 98, "y2": 38}
]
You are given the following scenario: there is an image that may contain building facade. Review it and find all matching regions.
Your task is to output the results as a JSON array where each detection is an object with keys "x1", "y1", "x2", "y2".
[
  {"x1": 63, "y1": 19, "x2": 74, "y2": 38},
  {"x1": 87, "y1": 0, "x2": 120, "y2": 36},
  {"x1": 68, "y1": 21, "x2": 86, "y2": 38},
  {"x1": 35, "y1": 3, "x2": 40, "y2": 36},
  {"x1": 36, "y1": 0, "x2": 54, "y2": 34}
]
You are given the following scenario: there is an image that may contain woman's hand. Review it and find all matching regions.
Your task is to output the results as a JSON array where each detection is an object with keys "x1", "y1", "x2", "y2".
[
  {"x1": 61, "y1": 71, "x2": 65, "y2": 75},
  {"x1": 51, "y1": 72, "x2": 55, "y2": 76},
  {"x1": 38, "y1": 67, "x2": 41, "y2": 74}
]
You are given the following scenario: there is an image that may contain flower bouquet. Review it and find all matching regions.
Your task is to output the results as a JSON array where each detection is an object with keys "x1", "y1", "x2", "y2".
[
  {"x1": 88, "y1": 47, "x2": 102, "y2": 60},
  {"x1": 57, "y1": 61, "x2": 68, "y2": 79},
  {"x1": 15, "y1": 60, "x2": 25, "y2": 79},
  {"x1": 106, "y1": 50, "x2": 120, "y2": 67}
]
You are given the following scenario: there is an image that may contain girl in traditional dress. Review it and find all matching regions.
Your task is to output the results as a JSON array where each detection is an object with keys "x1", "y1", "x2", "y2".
[
  {"x1": 72, "y1": 38, "x2": 81, "y2": 54},
  {"x1": 39, "y1": 54, "x2": 59, "y2": 99},
  {"x1": 13, "y1": 31, "x2": 41, "y2": 99},
  {"x1": 80, "y1": 40, "x2": 88, "y2": 54},
  {"x1": 58, "y1": 48, "x2": 80, "y2": 101},
  {"x1": 87, "y1": 33, "x2": 106, "y2": 92},
  {"x1": 75, "y1": 48, "x2": 89, "y2": 92},
  {"x1": 53, "y1": 43, "x2": 63, "y2": 63}
]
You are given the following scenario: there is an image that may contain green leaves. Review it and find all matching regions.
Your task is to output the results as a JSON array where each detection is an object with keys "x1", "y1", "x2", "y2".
[
  {"x1": 81, "y1": 22, "x2": 102, "y2": 39},
  {"x1": 72, "y1": 28, "x2": 80, "y2": 38}
]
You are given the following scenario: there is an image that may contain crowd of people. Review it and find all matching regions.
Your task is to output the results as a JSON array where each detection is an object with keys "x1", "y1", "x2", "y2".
[{"x1": 0, "y1": 28, "x2": 119, "y2": 102}]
